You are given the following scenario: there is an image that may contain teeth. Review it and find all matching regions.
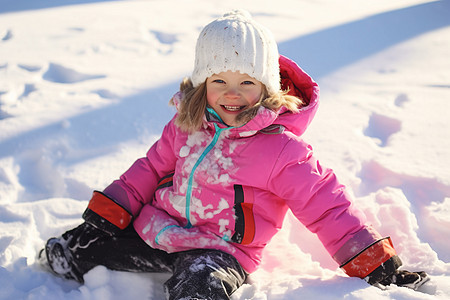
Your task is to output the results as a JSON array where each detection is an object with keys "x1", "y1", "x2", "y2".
[{"x1": 223, "y1": 105, "x2": 242, "y2": 111}]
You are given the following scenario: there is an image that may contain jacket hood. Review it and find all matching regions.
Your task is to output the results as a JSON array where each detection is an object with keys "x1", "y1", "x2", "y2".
[{"x1": 275, "y1": 55, "x2": 319, "y2": 136}]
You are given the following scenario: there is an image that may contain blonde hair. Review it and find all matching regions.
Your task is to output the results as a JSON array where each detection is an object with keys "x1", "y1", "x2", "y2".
[{"x1": 171, "y1": 77, "x2": 305, "y2": 133}]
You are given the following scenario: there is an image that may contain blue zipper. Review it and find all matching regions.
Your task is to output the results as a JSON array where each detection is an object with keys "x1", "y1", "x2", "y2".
[
  {"x1": 153, "y1": 123, "x2": 232, "y2": 244},
  {"x1": 184, "y1": 123, "x2": 229, "y2": 228}
]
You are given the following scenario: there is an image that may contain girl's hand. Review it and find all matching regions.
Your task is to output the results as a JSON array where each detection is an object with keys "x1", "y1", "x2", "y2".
[{"x1": 375, "y1": 270, "x2": 429, "y2": 291}]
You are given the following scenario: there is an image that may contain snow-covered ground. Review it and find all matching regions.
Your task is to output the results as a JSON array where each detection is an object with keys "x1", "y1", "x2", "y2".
[{"x1": 1, "y1": 0, "x2": 449, "y2": 299}]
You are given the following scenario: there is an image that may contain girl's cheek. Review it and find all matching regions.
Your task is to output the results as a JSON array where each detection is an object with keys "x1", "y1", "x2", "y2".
[
  {"x1": 250, "y1": 92, "x2": 262, "y2": 106},
  {"x1": 206, "y1": 96, "x2": 213, "y2": 107},
  {"x1": 206, "y1": 90, "x2": 217, "y2": 106}
]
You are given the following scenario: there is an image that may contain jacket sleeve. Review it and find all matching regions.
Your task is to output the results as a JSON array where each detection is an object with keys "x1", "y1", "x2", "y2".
[
  {"x1": 101, "y1": 115, "x2": 179, "y2": 217},
  {"x1": 268, "y1": 138, "x2": 400, "y2": 281}
]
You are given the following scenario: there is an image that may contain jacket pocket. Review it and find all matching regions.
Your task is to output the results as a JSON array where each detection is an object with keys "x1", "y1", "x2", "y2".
[
  {"x1": 231, "y1": 185, "x2": 255, "y2": 245},
  {"x1": 156, "y1": 172, "x2": 175, "y2": 191}
]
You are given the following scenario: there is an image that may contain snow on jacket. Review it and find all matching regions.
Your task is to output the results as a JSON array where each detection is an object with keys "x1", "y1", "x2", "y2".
[{"x1": 103, "y1": 55, "x2": 391, "y2": 274}]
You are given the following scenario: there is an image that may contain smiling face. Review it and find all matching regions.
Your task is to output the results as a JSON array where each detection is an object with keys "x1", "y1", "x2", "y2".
[{"x1": 206, "y1": 71, "x2": 264, "y2": 127}]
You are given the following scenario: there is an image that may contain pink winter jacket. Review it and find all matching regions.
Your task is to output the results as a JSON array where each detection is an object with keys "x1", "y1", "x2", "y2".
[{"x1": 103, "y1": 55, "x2": 392, "y2": 274}]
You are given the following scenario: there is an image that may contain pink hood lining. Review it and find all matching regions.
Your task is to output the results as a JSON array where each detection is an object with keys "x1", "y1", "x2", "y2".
[{"x1": 277, "y1": 55, "x2": 320, "y2": 137}]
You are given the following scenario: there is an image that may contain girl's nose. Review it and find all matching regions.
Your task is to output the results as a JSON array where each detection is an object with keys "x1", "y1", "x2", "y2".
[{"x1": 224, "y1": 87, "x2": 240, "y2": 99}]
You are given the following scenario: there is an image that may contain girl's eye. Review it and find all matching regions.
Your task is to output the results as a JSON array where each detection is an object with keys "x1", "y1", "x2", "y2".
[
  {"x1": 213, "y1": 79, "x2": 225, "y2": 84},
  {"x1": 242, "y1": 80, "x2": 255, "y2": 85}
]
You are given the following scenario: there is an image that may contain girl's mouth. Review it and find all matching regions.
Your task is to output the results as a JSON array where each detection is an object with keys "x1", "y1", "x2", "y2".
[{"x1": 221, "y1": 105, "x2": 246, "y2": 112}]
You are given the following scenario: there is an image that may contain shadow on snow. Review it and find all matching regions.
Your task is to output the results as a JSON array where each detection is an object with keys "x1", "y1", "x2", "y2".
[
  {"x1": 0, "y1": 0, "x2": 121, "y2": 14},
  {"x1": 278, "y1": 0, "x2": 450, "y2": 79}
]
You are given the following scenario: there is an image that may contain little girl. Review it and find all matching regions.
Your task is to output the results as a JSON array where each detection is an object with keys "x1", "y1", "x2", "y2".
[{"x1": 41, "y1": 10, "x2": 427, "y2": 300}]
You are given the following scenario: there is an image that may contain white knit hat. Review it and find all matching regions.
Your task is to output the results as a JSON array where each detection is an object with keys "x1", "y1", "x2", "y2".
[{"x1": 191, "y1": 10, "x2": 280, "y2": 95}]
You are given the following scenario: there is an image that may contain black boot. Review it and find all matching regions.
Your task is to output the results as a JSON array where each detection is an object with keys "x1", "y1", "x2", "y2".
[
  {"x1": 41, "y1": 222, "x2": 99, "y2": 283},
  {"x1": 44, "y1": 236, "x2": 84, "y2": 282},
  {"x1": 40, "y1": 222, "x2": 175, "y2": 283}
]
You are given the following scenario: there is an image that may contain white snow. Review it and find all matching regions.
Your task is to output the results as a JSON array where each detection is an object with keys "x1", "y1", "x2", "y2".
[{"x1": 1, "y1": 0, "x2": 449, "y2": 299}]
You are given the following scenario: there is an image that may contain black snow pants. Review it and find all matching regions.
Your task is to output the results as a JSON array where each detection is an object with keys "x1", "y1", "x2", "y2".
[{"x1": 52, "y1": 223, "x2": 247, "y2": 300}]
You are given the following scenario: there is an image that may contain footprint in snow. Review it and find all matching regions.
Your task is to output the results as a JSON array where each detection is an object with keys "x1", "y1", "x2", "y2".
[
  {"x1": 43, "y1": 63, "x2": 106, "y2": 84},
  {"x1": 149, "y1": 30, "x2": 178, "y2": 54},
  {"x1": 1, "y1": 29, "x2": 13, "y2": 41},
  {"x1": 92, "y1": 89, "x2": 117, "y2": 99},
  {"x1": 17, "y1": 64, "x2": 42, "y2": 72},
  {"x1": 363, "y1": 113, "x2": 401, "y2": 147},
  {"x1": 150, "y1": 30, "x2": 178, "y2": 45},
  {"x1": 19, "y1": 83, "x2": 38, "y2": 99},
  {"x1": 394, "y1": 93, "x2": 410, "y2": 107}
]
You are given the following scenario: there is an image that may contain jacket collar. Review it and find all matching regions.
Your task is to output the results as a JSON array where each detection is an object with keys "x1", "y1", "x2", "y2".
[{"x1": 203, "y1": 105, "x2": 279, "y2": 138}]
